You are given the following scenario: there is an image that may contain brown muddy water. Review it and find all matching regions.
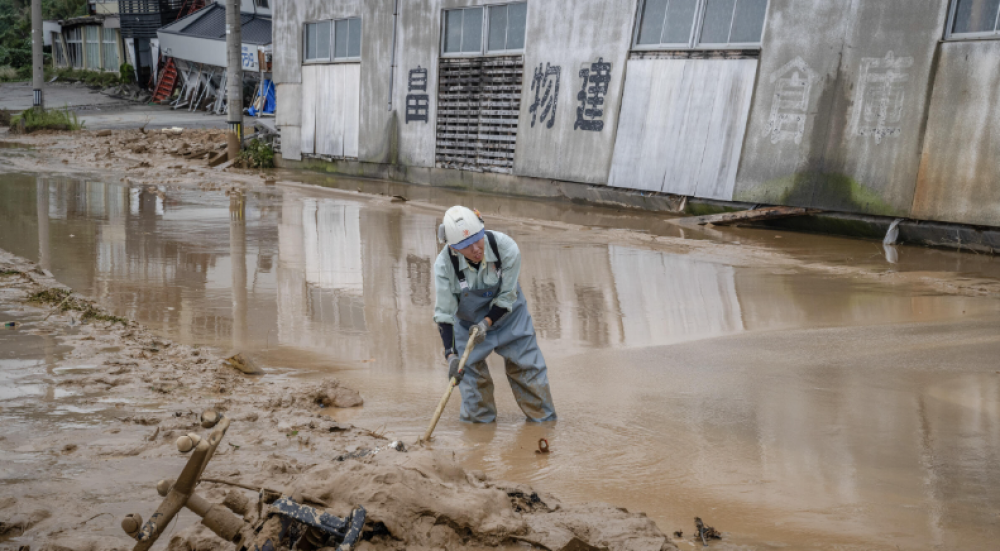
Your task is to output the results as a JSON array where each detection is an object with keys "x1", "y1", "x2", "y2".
[{"x1": 3, "y1": 172, "x2": 1000, "y2": 550}]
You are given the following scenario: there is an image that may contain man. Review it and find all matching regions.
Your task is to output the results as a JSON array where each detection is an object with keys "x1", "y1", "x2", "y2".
[{"x1": 433, "y1": 206, "x2": 556, "y2": 423}]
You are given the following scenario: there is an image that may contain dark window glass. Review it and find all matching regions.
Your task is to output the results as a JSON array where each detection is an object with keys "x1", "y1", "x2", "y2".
[
  {"x1": 335, "y1": 19, "x2": 349, "y2": 58},
  {"x1": 488, "y1": 5, "x2": 508, "y2": 51},
  {"x1": 637, "y1": 0, "x2": 667, "y2": 45},
  {"x1": 444, "y1": 9, "x2": 464, "y2": 53},
  {"x1": 507, "y1": 3, "x2": 527, "y2": 50},
  {"x1": 462, "y1": 7, "x2": 483, "y2": 52},
  {"x1": 952, "y1": 0, "x2": 1000, "y2": 34},
  {"x1": 730, "y1": 0, "x2": 768, "y2": 43},
  {"x1": 663, "y1": 0, "x2": 698, "y2": 43},
  {"x1": 348, "y1": 18, "x2": 361, "y2": 58},
  {"x1": 700, "y1": 0, "x2": 736, "y2": 43}
]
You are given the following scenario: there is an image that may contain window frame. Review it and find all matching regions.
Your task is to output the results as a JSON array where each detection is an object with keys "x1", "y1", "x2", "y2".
[
  {"x1": 631, "y1": 0, "x2": 770, "y2": 51},
  {"x1": 440, "y1": 2, "x2": 528, "y2": 58},
  {"x1": 944, "y1": 0, "x2": 1000, "y2": 41},
  {"x1": 302, "y1": 17, "x2": 362, "y2": 65}
]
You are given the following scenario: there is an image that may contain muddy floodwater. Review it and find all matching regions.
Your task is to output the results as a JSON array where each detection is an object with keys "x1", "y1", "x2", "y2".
[{"x1": 3, "y1": 172, "x2": 1000, "y2": 550}]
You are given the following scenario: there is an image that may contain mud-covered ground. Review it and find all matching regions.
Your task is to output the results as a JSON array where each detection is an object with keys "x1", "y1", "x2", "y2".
[
  {"x1": 4, "y1": 128, "x2": 1000, "y2": 551},
  {"x1": 0, "y1": 249, "x2": 676, "y2": 551}
]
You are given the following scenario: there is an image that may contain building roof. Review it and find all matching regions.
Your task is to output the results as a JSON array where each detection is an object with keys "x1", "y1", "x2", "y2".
[
  {"x1": 59, "y1": 15, "x2": 106, "y2": 27},
  {"x1": 158, "y1": 3, "x2": 271, "y2": 45}
]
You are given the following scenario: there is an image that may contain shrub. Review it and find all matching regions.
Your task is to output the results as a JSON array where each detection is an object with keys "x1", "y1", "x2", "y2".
[
  {"x1": 236, "y1": 138, "x2": 275, "y2": 169},
  {"x1": 11, "y1": 106, "x2": 84, "y2": 133},
  {"x1": 119, "y1": 63, "x2": 135, "y2": 84},
  {"x1": 0, "y1": 65, "x2": 17, "y2": 81}
]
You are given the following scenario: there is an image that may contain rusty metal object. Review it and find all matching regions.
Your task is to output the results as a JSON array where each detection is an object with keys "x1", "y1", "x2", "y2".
[{"x1": 536, "y1": 438, "x2": 550, "y2": 454}]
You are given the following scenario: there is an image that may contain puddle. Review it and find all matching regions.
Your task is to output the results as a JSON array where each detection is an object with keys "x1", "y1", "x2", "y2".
[{"x1": 1, "y1": 172, "x2": 1000, "y2": 549}]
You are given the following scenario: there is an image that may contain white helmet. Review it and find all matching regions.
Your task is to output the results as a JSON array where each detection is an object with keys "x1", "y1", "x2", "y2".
[{"x1": 438, "y1": 206, "x2": 484, "y2": 249}]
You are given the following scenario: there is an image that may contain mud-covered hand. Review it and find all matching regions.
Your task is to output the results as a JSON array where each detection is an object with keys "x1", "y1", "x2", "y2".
[
  {"x1": 447, "y1": 354, "x2": 463, "y2": 382},
  {"x1": 472, "y1": 319, "x2": 489, "y2": 346}
]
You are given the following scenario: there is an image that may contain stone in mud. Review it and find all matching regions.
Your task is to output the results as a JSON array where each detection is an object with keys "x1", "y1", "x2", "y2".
[
  {"x1": 310, "y1": 378, "x2": 363, "y2": 408},
  {"x1": 224, "y1": 352, "x2": 264, "y2": 375},
  {"x1": 96, "y1": 129, "x2": 112, "y2": 137}
]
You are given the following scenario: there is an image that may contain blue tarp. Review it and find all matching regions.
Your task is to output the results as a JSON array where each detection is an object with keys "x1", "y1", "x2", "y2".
[{"x1": 249, "y1": 79, "x2": 275, "y2": 117}]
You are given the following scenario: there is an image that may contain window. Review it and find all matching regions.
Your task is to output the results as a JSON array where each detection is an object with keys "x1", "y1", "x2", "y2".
[
  {"x1": 488, "y1": 3, "x2": 527, "y2": 52},
  {"x1": 634, "y1": 0, "x2": 768, "y2": 49},
  {"x1": 334, "y1": 18, "x2": 362, "y2": 59},
  {"x1": 255, "y1": 0, "x2": 269, "y2": 8},
  {"x1": 443, "y1": 7, "x2": 483, "y2": 54},
  {"x1": 304, "y1": 21, "x2": 331, "y2": 61},
  {"x1": 444, "y1": 4, "x2": 527, "y2": 55},
  {"x1": 67, "y1": 28, "x2": 83, "y2": 69},
  {"x1": 52, "y1": 33, "x2": 66, "y2": 66},
  {"x1": 947, "y1": 0, "x2": 1000, "y2": 37},
  {"x1": 102, "y1": 28, "x2": 118, "y2": 71},
  {"x1": 303, "y1": 18, "x2": 361, "y2": 63},
  {"x1": 85, "y1": 26, "x2": 101, "y2": 69}
]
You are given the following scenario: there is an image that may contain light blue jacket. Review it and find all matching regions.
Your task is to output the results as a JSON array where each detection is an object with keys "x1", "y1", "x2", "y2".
[{"x1": 432, "y1": 230, "x2": 522, "y2": 325}]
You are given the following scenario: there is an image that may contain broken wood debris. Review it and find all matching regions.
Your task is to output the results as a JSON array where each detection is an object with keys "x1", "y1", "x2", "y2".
[{"x1": 695, "y1": 206, "x2": 821, "y2": 227}]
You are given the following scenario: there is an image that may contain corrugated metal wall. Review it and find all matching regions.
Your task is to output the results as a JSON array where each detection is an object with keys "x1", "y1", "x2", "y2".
[
  {"x1": 608, "y1": 57, "x2": 757, "y2": 200},
  {"x1": 300, "y1": 63, "x2": 361, "y2": 159}
]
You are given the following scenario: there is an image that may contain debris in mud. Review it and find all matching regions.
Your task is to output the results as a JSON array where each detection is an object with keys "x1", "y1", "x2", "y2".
[
  {"x1": 537, "y1": 438, "x2": 550, "y2": 454},
  {"x1": 224, "y1": 352, "x2": 265, "y2": 375},
  {"x1": 27, "y1": 287, "x2": 128, "y2": 325},
  {"x1": 310, "y1": 378, "x2": 364, "y2": 408},
  {"x1": 694, "y1": 517, "x2": 721, "y2": 545}
]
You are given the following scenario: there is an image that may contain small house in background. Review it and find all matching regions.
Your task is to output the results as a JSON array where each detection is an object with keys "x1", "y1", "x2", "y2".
[
  {"x1": 51, "y1": 14, "x2": 124, "y2": 74},
  {"x1": 118, "y1": 0, "x2": 191, "y2": 87},
  {"x1": 153, "y1": 0, "x2": 273, "y2": 114}
]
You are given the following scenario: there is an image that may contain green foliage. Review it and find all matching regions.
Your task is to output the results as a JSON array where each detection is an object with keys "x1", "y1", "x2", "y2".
[
  {"x1": 119, "y1": 62, "x2": 134, "y2": 84},
  {"x1": 0, "y1": 64, "x2": 16, "y2": 81},
  {"x1": 43, "y1": 0, "x2": 88, "y2": 21},
  {"x1": 0, "y1": 0, "x2": 86, "y2": 72},
  {"x1": 237, "y1": 138, "x2": 276, "y2": 169},
  {"x1": 50, "y1": 66, "x2": 120, "y2": 86},
  {"x1": 11, "y1": 105, "x2": 83, "y2": 132}
]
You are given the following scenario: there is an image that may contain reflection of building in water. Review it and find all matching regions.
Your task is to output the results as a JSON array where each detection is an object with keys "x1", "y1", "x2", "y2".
[
  {"x1": 518, "y1": 241, "x2": 622, "y2": 348},
  {"x1": 609, "y1": 246, "x2": 743, "y2": 348},
  {"x1": 278, "y1": 196, "x2": 369, "y2": 359}
]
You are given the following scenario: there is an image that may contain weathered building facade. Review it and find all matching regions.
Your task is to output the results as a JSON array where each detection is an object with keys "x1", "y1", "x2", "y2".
[{"x1": 273, "y1": 0, "x2": 1000, "y2": 229}]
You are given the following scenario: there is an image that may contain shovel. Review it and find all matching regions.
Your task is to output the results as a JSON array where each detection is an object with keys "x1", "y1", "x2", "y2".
[{"x1": 419, "y1": 325, "x2": 480, "y2": 443}]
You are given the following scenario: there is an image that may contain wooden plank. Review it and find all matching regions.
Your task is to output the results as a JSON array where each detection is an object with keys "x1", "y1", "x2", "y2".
[{"x1": 695, "y1": 206, "x2": 821, "y2": 226}]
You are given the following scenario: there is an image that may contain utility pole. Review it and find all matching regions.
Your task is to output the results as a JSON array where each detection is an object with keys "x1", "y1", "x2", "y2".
[
  {"x1": 225, "y1": 0, "x2": 243, "y2": 159},
  {"x1": 31, "y1": 0, "x2": 43, "y2": 109}
]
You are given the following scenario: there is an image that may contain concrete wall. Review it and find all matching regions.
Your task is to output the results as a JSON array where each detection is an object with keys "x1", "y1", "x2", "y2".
[
  {"x1": 273, "y1": 0, "x2": 395, "y2": 163},
  {"x1": 512, "y1": 0, "x2": 636, "y2": 185},
  {"x1": 913, "y1": 40, "x2": 1000, "y2": 227},
  {"x1": 273, "y1": 0, "x2": 1000, "y2": 231},
  {"x1": 734, "y1": 0, "x2": 950, "y2": 217}
]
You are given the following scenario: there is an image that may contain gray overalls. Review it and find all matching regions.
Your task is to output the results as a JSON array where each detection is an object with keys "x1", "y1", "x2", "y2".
[{"x1": 450, "y1": 232, "x2": 556, "y2": 423}]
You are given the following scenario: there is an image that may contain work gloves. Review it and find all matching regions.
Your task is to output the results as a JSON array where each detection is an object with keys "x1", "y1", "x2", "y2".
[
  {"x1": 472, "y1": 319, "x2": 489, "y2": 346},
  {"x1": 447, "y1": 354, "x2": 463, "y2": 382}
]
